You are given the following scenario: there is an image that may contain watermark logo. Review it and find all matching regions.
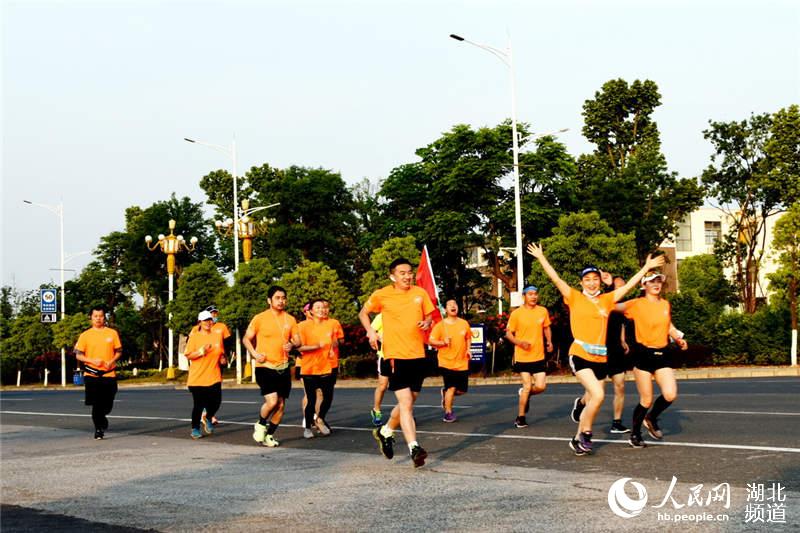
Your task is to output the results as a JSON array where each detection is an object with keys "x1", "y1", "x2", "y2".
[{"x1": 607, "y1": 477, "x2": 649, "y2": 518}]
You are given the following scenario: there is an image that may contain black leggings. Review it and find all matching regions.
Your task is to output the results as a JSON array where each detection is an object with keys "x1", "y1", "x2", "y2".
[
  {"x1": 84, "y1": 376, "x2": 117, "y2": 431},
  {"x1": 189, "y1": 382, "x2": 222, "y2": 428},
  {"x1": 302, "y1": 374, "x2": 334, "y2": 427}
]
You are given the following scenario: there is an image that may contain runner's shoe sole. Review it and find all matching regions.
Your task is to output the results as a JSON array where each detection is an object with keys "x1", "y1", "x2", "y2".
[
  {"x1": 643, "y1": 417, "x2": 663, "y2": 440},
  {"x1": 411, "y1": 446, "x2": 428, "y2": 468}
]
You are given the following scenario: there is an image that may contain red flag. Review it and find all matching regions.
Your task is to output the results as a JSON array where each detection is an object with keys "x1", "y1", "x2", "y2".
[{"x1": 416, "y1": 245, "x2": 443, "y2": 338}]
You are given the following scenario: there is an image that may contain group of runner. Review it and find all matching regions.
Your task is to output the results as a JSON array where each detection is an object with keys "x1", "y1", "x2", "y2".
[{"x1": 74, "y1": 245, "x2": 688, "y2": 465}]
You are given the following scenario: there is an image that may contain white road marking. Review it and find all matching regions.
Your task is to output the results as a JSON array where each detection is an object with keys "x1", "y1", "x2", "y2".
[
  {"x1": 679, "y1": 409, "x2": 800, "y2": 416},
  {"x1": 3, "y1": 410, "x2": 798, "y2": 454}
]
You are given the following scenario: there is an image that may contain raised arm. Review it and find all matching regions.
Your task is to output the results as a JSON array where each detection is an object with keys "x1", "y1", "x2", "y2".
[
  {"x1": 612, "y1": 254, "x2": 666, "y2": 302},
  {"x1": 526, "y1": 243, "x2": 571, "y2": 299}
]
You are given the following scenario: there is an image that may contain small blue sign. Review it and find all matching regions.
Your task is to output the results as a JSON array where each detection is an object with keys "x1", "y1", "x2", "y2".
[
  {"x1": 469, "y1": 324, "x2": 486, "y2": 363},
  {"x1": 40, "y1": 288, "x2": 57, "y2": 313}
]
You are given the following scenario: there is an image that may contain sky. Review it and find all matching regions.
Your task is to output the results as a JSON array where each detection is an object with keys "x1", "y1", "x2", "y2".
[{"x1": 2, "y1": 0, "x2": 798, "y2": 294}]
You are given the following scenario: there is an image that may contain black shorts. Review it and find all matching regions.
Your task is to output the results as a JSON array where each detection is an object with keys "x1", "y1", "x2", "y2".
[
  {"x1": 255, "y1": 367, "x2": 292, "y2": 398},
  {"x1": 84, "y1": 376, "x2": 117, "y2": 406},
  {"x1": 633, "y1": 346, "x2": 673, "y2": 374},
  {"x1": 513, "y1": 361, "x2": 546, "y2": 375},
  {"x1": 387, "y1": 357, "x2": 428, "y2": 392},
  {"x1": 607, "y1": 348, "x2": 633, "y2": 376},
  {"x1": 377, "y1": 357, "x2": 391, "y2": 378},
  {"x1": 569, "y1": 355, "x2": 607, "y2": 381},
  {"x1": 294, "y1": 365, "x2": 302, "y2": 380},
  {"x1": 439, "y1": 367, "x2": 469, "y2": 393},
  {"x1": 331, "y1": 366, "x2": 338, "y2": 383}
]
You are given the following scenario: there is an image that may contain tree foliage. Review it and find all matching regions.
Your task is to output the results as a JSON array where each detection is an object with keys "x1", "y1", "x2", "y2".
[
  {"x1": 278, "y1": 260, "x2": 359, "y2": 324},
  {"x1": 358, "y1": 236, "x2": 421, "y2": 303},
  {"x1": 217, "y1": 258, "x2": 277, "y2": 332},
  {"x1": 677, "y1": 254, "x2": 736, "y2": 308},
  {"x1": 528, "y1": 212, "x2": 640, "y2": 309},
  {"x1": 770, "y1": 203, "x2": 800, "y2": 330},
  {"x1": 167, "y1": 259, "x2": 228, "y2": 335}
]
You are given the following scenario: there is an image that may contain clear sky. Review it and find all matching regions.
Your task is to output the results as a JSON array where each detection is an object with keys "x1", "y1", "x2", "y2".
[{"x1": 2, "y1": 0, "x2": 798, "y2": 293}]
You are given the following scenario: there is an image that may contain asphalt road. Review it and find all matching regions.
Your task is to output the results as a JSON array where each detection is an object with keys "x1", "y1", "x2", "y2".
[{"x1": 2, "y1": 377, "x2": 798, "y2": 531}]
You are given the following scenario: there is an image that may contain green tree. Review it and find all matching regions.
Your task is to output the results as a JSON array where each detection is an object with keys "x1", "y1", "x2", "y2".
[
  {"x1": 576, "y1": 79, "x2": 705, "y2": 261},
  {"x1": 0, "y1": 314, "x2": 54, "y2": 381},
  {"x1": 702, "y1": 111, "x2": 794, "y2": 312},
  {"x1": 528, "y1": 212, "x2": 640, "y2": 309},
  {"x1": 167, "y1": 259, "x2": 227, "y2": 335},
  {"x1": 217, "y1": 258, "x2": 277, "y2": 332},
  {"x1": 64, "y1": 260, "x2": 132, "y2": 315},
  {"x1": 770, "y1": 204, "x2": 800, "y2": 334},
  {"x1": 677, "y1": 254, "x2": 736, "y2": 308},
  {"x1": 278, "y1": 260, "x2": 358, "y2": 324},
  {"x1": 765, "y1": 105, "x2": 800, "y2": 203},
  {"x1": 51, "y1": 313, "x2": 89, "y2": 351},
  {"x1": 359, "y1": 236, "x2": 420, "y2": 303}
]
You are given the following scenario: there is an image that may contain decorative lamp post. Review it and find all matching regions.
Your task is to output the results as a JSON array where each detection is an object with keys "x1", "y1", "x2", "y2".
[
  {"x1": 144, "y1": 219, "x2": 198, "y2": 379},
  {"x1": 214, "y1": 199, "x2": 279, "y2": 264}
]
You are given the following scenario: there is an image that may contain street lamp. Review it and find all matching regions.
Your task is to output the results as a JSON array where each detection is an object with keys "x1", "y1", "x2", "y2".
[
  {"x1": 184, "y1": 136, "x2": 246, "y2": 384},
  {"x1": 214, "y1": 199, "x2": 280, "y2": 263},
  {"x1": 144, "y1": 219, "x2": 198, "y2": 379},
  {"x1": 450, "y1": 32, "x2": 525, "y2": 302},
  {"x1": 23, "y1": 199, "x2": 71, "y2": 387}
]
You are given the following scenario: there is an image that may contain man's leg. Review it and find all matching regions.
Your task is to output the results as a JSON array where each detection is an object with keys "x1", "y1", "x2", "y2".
[{"x1": 518, "y1": 372, "x2": 532, "y2": 418}]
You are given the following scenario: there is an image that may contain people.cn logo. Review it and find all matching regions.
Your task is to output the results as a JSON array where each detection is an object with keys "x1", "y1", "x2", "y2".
[{"x1": 608, "y1": 478, "x2": 649, "y2": 518}]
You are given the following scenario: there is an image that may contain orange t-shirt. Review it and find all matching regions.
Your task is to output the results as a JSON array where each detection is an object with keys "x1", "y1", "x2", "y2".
[
  {"x1": 326, "y1": 318, "x2": 345, "y2": 368},
  {"x1": 364, "y1": 285, "x2": 435, "y2": 360},
  {"x1": 507, "y1": 305, "x2": 551, "y2": 363},
  {"x1": 564, "y1": 288, "x2": 616, "y2": 363},
  {"x1": 429, "y1": 318, "x2": 471, "y2": 371},
  {"x1": 624, "y1": 297, "x2": 672, "y2": 348},
  {"x1": 75, "y1": 327, "x2": 122, "y2": 378},
  {"x1": 185, "y1": 330, "x2": 225, "y2": 386},
  {"x1": 246, "y1": 309, "x2": 299, "y2": 367},
  {"x1": 190, "y1": 321, "x2": 231, "y2": 340},
  {"x1": 298, "y1": 320, "x2": 336, "y2": 375}
]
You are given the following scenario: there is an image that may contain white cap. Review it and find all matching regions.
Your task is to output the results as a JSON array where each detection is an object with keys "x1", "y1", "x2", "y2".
[
  {"x1": 198, "y1": 310, "x2": 214, "y2": 321},
  {"x1": 641, "y1": 272, "x2": 666, "y2": 285}
]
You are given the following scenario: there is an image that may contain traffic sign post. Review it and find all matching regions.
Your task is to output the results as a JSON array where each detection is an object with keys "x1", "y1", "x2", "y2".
[
  {"x1": 40, "y1": 289, "x2": 57, "y2": 314},
  {"x1": 41, "y1": 313, "x2": 58, "y2": 323}
]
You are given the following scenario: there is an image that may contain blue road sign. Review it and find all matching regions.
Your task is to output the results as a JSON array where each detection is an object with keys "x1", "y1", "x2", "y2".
[{"x1": 40, "y1": 289, "x2": 57, "y2": 313}]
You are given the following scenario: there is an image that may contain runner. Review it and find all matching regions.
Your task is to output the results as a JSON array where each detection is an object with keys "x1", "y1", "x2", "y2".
[
  {"x1": 297, "y1": 298, "x2": 336, "y2": 438},
  {"x1": 74, "y1": 305, "x2": 122, "y2": 440},
  {"x1": 299, "y1": 302, "x2": 312, "y2": 429},
  {"x1": 428, "y1": 299, "x2": 471, "y2": 423},
  {"x1": 504, "y1": 286, "x2": 552, "y2": 428},
  {"x1": 606, "y1": 276, "x2": 633, "y2": 434},
  {"x1": 190, "y1": 305, "x2": 231, "y2": 427},
  {"x1": 184, "y1": 310, "x2": 227, "y2": 439},
  {"x1": 321, "y1": 298, "x2": 345, "y2": 430},
  {"x1": 359, "y1": 257, "x2": 435, "y2": 468},
  {"x1": 616, "y1": 271, "x2": 688, "y2": 448},
  {"x1": 369, "y1": 313, "x2": 389, "y2": 426},
  {"x1": 243, "y1": 285, "x2": 300, "y2": 448},
  {"x1": 526, "y1": 243, "x2": 664, "y2": 456}
]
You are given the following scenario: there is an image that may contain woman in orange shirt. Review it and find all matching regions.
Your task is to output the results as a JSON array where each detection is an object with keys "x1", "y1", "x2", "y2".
[
  {"x1": 616, "y1": 272, "x2": 688, "y2": 447},
  {"x1": 527, "y1": 243, "x2": 664, "y2": 456},
  {"x1": 185, "y1": 310, "x2": 227, "y2": 439}
]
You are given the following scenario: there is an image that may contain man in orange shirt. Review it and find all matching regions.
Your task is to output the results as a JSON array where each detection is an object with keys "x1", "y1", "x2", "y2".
[
  {"x1": 185, "y1": 310, "x2": 227, "y2": 439},
  {"x1": 428, "y1": 299, "x2": 471, "y2": 423},
  {"x1": 505, "y1": 286, "x2": 553, "y2": 428},
  {"x1": 243, "y1": 285, "x2": 300, "y2": 448},
  {"x1": 359, "y1": 257, "x2": 435, "y2": 468},
  {"x1": 74, "y1": 305, "x2": 122, "y2": 440},
  {"x1": 297, "y1": 298, "x2": 337, "y2": 438}
]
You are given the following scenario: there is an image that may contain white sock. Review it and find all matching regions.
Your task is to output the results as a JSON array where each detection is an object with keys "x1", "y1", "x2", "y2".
[
  {"x1": 380, "y1": 424, "x2": 394, "y2": 438},
  {"x1": 408, "y1": 440, "x2": 419, "y2": 453}
]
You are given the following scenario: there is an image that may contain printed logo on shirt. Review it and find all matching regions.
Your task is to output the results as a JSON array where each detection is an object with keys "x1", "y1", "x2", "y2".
[{"x1": 414, "y1": 296, "x2": 422, "y2": 304}]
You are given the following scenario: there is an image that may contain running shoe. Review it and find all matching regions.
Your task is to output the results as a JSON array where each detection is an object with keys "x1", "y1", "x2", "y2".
[
  {"x1": 315, "y1": 417, "x2": 331, "y2": 436},
  {"x1": 570, "y1": 397, "x2": 584, "y2": 423},
  {"x1": 191, "y1": 428, "x2": 203, "y2": 440},
  {"x1": 303, "y1": 428, "x2": 315, "y2": 439},
  {"x1": 252, "y1": 422, "x2": 267, "y2": 444},
  {"x1": 443, "y1": 411, "x2": 457, "y2": 423},
  {"x1": 410, "y1": 445, "x2": 428, "y2": 468},
  {"x1": 372, "y1": 427, "x2": 394, "y2": 459},
  {"x1": 568, "y1": 438, "x2": 587, "y2": 456},
  {"x1": 628, "y1": 433, "x2": 647, "y2": 448},
  {"x1": 643, "y1": 416, "x2": 663, "y2": 440},
  {"x1": 370, "y1": 409, "x2": 383, "y2": 427},
  {"x1": 263, "y1": 434, "x2": 280, "y2": 447},
  {"x1": 610, "y1": 420, "x2": 631, "y2": 434},
  {"x1": 578, "y1": 431, "x2": 593, "y2": 453},
  {"x1": 514, "y1": 416, "x2": 528, "y2": 428},
  {"x1": 202, "y1": 417, "x2": 214, "y2": 436},
  {"x1": 94, "y1": 429, "x2": 104, "y2": 440}
]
